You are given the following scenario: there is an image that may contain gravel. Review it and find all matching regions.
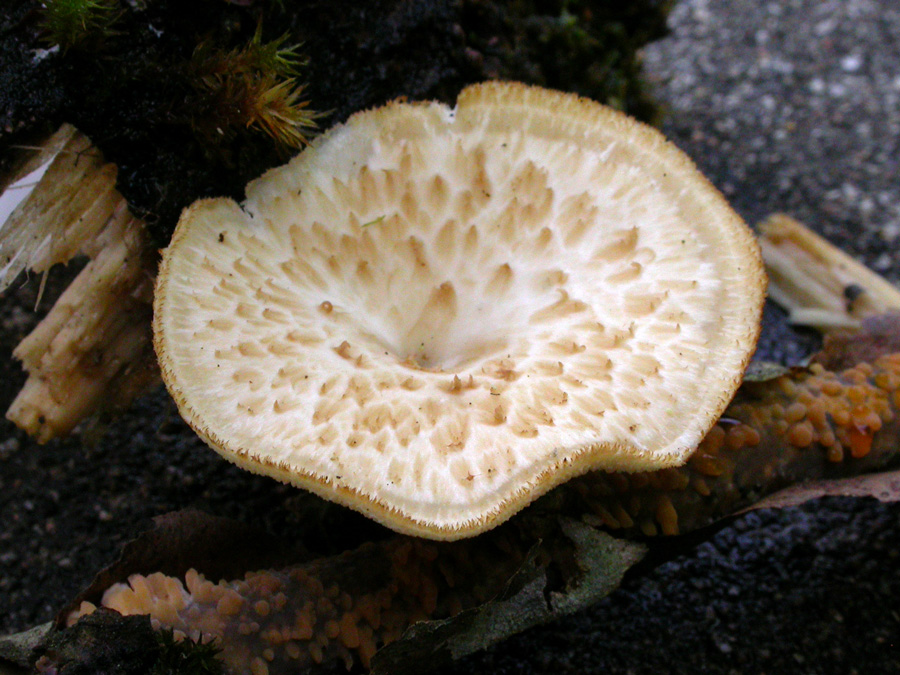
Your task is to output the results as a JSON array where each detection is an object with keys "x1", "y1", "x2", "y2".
[
  {"x1": 644, "y1": 0, "x2": 900, "y2": 263},
  {"x1": 2, "y1": 1, "x2": 900, "y2": 673}
]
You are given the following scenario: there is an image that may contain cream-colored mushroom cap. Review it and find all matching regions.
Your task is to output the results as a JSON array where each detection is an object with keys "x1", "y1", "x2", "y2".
[{"x1": 153, "y1": 82, "x2": 765, "y2": 540}]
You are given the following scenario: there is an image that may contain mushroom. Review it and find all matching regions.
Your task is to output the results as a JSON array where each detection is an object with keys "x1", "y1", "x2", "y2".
[{"x1": 153, "y1": 82, "x2": 765, "y2": 539}]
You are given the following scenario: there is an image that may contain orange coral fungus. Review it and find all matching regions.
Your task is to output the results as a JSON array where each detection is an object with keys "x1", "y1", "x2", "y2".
[
  {"x1": 569, "y1": 352, "x2": 900, "y2": 537},
  {"x1": 70, "y1": 533, "x2": 529, "y2": 674},
  {"x1": 68, "y1": 350, "x2": 900, "y2": 674}
]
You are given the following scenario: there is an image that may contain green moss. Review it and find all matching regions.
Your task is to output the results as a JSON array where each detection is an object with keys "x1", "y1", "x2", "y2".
[
  {"x1": 35, "y1": 611, "x2": 226, "y2": 674},
  {"x1": 40, "y1": 0, "x2": 121, "y2": 52},
  {"x1": 150, "y1": 629, "x2": 224, "y2": 675},
  {"x1": 187, "y1": 24, "x2": 318, "y2": 150},
  {"x1": 458, "y1": 0, "x2": 672, "y2": 124}
]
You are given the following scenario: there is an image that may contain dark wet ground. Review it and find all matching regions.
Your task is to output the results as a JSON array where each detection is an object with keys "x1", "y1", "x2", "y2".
[{"x1": 2, "y1": 1, "x2": 900, "y2": 673}]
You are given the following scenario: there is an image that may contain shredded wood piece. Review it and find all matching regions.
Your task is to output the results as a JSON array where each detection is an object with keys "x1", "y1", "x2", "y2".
[
  {"x1": 1, "y1": 125, "x2": 159, "y2": 442},
  {"x1": 759, "y1": 213, "x2": 900, "y2": 332},
  {"x1": 0, "y1": 124, "x2": 120, "y2": 291}
]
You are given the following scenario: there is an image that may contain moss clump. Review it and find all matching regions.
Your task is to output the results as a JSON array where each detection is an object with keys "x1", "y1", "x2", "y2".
[
  {"x1": 454, "y1": 0, "x2": 673, "y2": 123},
  {"x1": 35, "y1": 611, "x2": 224, "y2": 674},
  {"x1": 40, "y1": 0, "x2": 121, "y2": 52},
  {"x1": 187, "y1": 25, "x2": 317, "y2": 150},
  {"x1": 150, "y1": 629, "x2": 223, "y2": 675}
]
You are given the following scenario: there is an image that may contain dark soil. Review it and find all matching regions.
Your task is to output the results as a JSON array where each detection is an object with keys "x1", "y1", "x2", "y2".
[{"x1": 2, "y1": 1, "x2": 900, "y2": 674}]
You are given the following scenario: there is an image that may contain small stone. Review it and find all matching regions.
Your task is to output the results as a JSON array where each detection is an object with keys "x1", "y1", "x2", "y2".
[
  {"x1": 873, "y1": 252, "x2": 893, "y2": 272},
  {"x1": 0, "y1": 438, "x2": 20, "y2": 460},
  {"x1": 881, "y1": 222, "x2": 900, "y2": 241},
  {"x1": 840, "y1": 54, "x2": 863, "y2": 72}
]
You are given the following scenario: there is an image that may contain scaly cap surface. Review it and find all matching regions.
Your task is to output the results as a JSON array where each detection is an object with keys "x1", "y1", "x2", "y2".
[{"x1": 153, "y1": 82, "x2": 766, "y2": 539}]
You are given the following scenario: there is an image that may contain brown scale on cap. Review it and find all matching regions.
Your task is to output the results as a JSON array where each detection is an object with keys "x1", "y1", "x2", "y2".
[{"x1": 68, "y1": 351, "x2": 900, "y2": 674}]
